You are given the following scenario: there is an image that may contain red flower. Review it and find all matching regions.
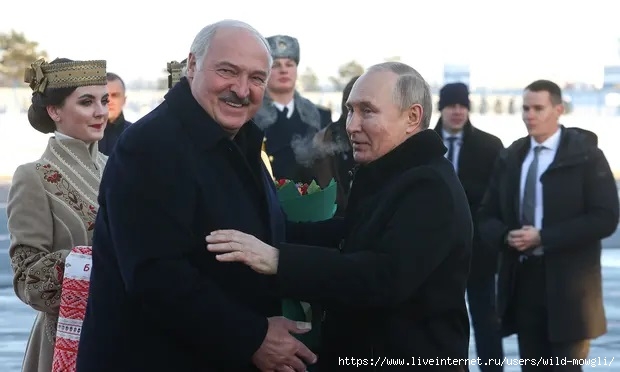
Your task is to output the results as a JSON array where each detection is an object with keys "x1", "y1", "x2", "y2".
[
  {"x1": 45, "y1": 171, "x2": 61, "y2": 183},
  {"x1": 298, "y1": 183, "x2": 309, "y2": 195},
  {"x1": 275, "y1": 179, "x2": 292, "y2": 190}
]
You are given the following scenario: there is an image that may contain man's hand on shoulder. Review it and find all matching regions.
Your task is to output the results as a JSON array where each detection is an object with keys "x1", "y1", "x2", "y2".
[{"x1": 252, "y1": 317, "x2": 317, "y2": 371}]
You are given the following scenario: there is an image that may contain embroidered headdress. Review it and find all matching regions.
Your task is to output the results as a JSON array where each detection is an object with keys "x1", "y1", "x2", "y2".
[
  {"x1": 266, "y1": 35, "x2": 300, "y2": 64},
  {"x1": 24, "y1": 58, "x2": 107, "y2": 94},
  {"x1": 167, "y1": 59, "x2": 187, "y2": 89}
]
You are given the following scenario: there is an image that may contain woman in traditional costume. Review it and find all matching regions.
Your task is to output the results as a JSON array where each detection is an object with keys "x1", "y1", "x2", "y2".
[{"x1": 7, "y1": 57, "x2": 109, "y2": 372}]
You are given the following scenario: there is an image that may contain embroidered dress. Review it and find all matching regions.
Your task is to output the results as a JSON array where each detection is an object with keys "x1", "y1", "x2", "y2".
[{"x1": 7, "y1": 133, "x2": 107, "y2": 372}]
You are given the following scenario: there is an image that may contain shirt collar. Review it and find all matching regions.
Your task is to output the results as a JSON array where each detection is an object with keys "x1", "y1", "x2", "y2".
[
  {"x1": 273, "y1": 99, "x2": 294, "y2": 114},
  {"x1": 442, "y1": 129, "x2": 463, "y2": 140},
  {"x1": 531, "y1": 125, "x2": 561, "y2": 151}
]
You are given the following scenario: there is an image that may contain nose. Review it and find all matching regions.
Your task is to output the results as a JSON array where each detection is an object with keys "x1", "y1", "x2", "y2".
[
  {"x1": 94, "y1": 101, "x2": 107, "y2": 118},
  {"x1": 345, "y1": 112, "x2": 360, "y2": 135},
  {"x1": 231, "y1": 76, "x2": 250, "y2": 99}
]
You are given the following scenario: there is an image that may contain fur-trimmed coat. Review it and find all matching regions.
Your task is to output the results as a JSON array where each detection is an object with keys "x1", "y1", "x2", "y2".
[
  {"x1": 7, "y1": 135, "x2": 107, "y2": 372},
  {"x1": 254, "y1": 91, "x2": 337, "y2": 183}
]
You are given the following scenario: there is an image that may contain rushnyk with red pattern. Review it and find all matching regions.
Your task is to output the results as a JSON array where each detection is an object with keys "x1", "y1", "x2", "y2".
[{"x1": 52, "y1": 246, "x2": 93, "y2": 372}]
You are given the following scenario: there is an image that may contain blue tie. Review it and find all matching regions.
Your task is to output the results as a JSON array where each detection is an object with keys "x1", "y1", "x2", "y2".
[
  {"x1": 446, "y1": 136, "x2": 458, "y2": 164},
  {"x1": 521, "y1": 146, "x2": 543, "y2": 226}
]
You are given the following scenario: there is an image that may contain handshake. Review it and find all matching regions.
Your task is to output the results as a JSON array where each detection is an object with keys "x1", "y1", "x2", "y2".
[{"x1": 252, "y1": 317, "x2": 317, "y2": 372}]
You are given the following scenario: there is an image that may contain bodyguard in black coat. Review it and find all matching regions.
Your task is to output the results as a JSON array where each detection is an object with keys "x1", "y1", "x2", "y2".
[
  {"x1": 76, "y1": 21, "x2": 314, "y2": 372},
  {"x1": 478, "y1": 80, "x2": 619, "y2": 370},
  {"x1": 208, "y1": 62, "x2": 473, "y2": 371},
  {"x1": 98, "y1": 73, "x2": 131, "y2": 156},
  {"x1": 434, "y1": 82, "x2": 505, "y2": 372}
]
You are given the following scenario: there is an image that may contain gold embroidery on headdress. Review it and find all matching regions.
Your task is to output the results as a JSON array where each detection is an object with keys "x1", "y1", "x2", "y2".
[
  {"x1": 167, "y1": 59, "x2": 187, "y2": 89},
  {"x1": 24, "y1": 58, "x2": 107, "y2": 94}
]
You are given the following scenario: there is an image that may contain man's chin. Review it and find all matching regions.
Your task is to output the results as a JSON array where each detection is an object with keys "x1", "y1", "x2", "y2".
[{"x1": 218, "y1": 118, "x2": 248, "y2": 133}]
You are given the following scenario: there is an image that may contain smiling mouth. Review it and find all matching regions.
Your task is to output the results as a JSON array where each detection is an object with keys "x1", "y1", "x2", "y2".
[{"x1": 223, "y1": 100, "x2": 243, "y2": 108}]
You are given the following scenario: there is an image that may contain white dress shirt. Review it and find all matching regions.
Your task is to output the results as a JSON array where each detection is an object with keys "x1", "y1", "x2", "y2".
[
  {"x1": 273, "y1": 99, "x2": 294, "y2": 118},
  {"x1": 519, "y1": 126, "x2": 561, "y2": 254}
]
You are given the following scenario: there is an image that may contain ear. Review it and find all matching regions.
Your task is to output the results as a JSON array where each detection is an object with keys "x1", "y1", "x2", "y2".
[
  {"x1": 46, "y1": 105, "x2": 60, "y2": 123},
  {"x1": 186, "y1": 53, "x2": 198, "y2": 79},
  {"x1": 555, "y1": 102, "x2": 565, "y2": 116},
  {"x1": 405, "y1": 103, "x2": 423, "y2": 134}
]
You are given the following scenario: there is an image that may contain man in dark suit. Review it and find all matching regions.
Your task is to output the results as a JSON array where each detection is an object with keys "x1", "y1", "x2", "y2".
[
  {"x1": 434, "y1": 82, "x2": 505, "y2": 371},
  {"x1": 478, "y1": 80, "x2": 619, "y2": 371},
  {"x1": 98, "y1": 72, "x2": 131, "y2": 155},
  {"x1": 77, "y1": 20, "x2": 315, "y2": 372}
]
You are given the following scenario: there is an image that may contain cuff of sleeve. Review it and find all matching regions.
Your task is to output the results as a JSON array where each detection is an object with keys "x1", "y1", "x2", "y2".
[{"x1": 276, "y1": 243, "x2": 318, "y2": 298}]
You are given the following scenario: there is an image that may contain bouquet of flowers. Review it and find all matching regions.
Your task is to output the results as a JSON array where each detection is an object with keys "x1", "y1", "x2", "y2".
[
  {"x1": 274, "y1": 178, "x2": 338, "y2": 222},
  {"x1": 274, "y1": 178, "x2": 338, "y2": 353}
]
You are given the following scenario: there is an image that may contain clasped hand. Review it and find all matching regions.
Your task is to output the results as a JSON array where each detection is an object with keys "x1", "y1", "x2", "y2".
[
  {"x1": 255, "y1": 317, "x2": 317, "y2": 371},
  {"x1": 206, "y1": 229, "x2": 279, "y2": 274},
  {"x1": 506, "y1": 225, "x2": 541, "y2": 251},
  {"x1": 206, "y1": 232, "x2": 316, "y2": 370}
]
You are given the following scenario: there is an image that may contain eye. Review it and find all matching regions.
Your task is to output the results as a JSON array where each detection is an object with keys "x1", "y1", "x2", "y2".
[
  {"x1": 79, "y1": 99, "x2": 93, "y2": 106},
  {"x1": 102, "y1": 98, "x2": 110, "y2": 105},
  {"x1": 252, "y1": 76, "x2": 266, "y2": 84},
  {"x1": 218, "y1": 68, "x2": 236, "y2": 77}
]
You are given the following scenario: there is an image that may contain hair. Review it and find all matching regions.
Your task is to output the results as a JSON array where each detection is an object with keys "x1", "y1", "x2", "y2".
[
  {"x1": 27, "y1": 58, "x2": 78, "y2": 134},
  {"x1": 338, "y1": 75, "x2": 360, "y2": 124},
  {"x1": 524, "y1": 79, "x2": 563, "y2": 105},
  {"x1": 189, "y1": 20, "x2": 272, "y2": 72},
  {"x1": 366, "y1": 62, "x2": 433, "y2": 129},
  {"x1": 106, "y1": 72, "x2": 126, "y2": 91}
]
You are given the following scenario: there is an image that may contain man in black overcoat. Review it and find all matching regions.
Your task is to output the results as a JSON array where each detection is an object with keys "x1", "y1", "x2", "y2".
[
  {"x1": 478, "y1": 80, "x2": 619, "y2": 371},
  {"x1": 434, "y1": 82, "x2": 505, "y2": 371},
  {"x1": 76, "y1": 20, "x2": 315, "y2": 372},
  {"x1": 207, "y1": 61, "x2": 474, "y2": 371}
]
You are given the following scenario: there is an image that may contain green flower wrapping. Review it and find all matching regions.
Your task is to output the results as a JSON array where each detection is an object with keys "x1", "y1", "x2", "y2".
[{"x1": 275, "y1": 178, "x2": 338, "y2": 351}]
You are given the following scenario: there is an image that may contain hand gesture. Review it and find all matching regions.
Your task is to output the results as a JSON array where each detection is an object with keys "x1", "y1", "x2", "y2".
[
  {"x1": 252, "y1": 317, "x2": 317, "y2": 371},
  {"x1": 507, "y1": 225, "x2": 541, "y2": 251},
  {"x1": 206, "y1": 229, "x2": 279, "y2": 274}
]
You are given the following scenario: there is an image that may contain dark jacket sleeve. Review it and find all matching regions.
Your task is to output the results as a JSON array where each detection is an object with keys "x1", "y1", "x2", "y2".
[
  {"x1": 276, "y1": 179, "x2": 454, "y2": 307},
  {"x1": 477, "y1": 154, "x2": 510, "y2": 249},
  {"x1": 540, "y1": 148, "x2": 620, "y2": 249},
  {"x1": 285, "y1": 218, "x2": 345, "y2": 248},
  {"x1": 102, "y1": 137, "x2": 267, "y2": 366}
]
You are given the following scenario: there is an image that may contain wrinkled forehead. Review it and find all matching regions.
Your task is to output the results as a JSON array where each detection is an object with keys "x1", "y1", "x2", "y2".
[
  {"x1": 205, "y1": 28, "x2": 271, "y2": 72},
  {"x1": 346, "y1": 71, "x2": 396, "y2": 108}
]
